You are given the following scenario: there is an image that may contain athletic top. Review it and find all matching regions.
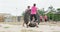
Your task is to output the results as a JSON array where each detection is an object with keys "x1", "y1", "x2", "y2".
[
  {"x1": 44, "y1": 15, "x2": 47, "y2": 19},
  {"x1": 40, "y1": 16, "x2": 43, "y2": 19},
  {"x1": 31, "y1": 6, "x2": 37, "y2": 14}
]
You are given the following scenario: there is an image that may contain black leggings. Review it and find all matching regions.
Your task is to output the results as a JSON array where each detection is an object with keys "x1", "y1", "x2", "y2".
[{"x1": 30, "y1": 14, "x2": 37, "y2": 21}]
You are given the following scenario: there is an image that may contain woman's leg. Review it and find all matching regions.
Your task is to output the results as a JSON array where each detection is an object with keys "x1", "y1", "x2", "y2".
[{"x1": 30, "y1": 14, "x2": 33, "y2": 21}]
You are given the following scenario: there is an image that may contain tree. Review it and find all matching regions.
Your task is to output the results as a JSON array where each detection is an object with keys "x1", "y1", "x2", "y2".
[
  {"x1": 47, "y1": 12, "x2": 54, "y2": 20},
  {"x1": 57, "y1": 8, "x2": 60, "y2": 12},
  {"x1": 38, "y1": 9, "x2": 45, "y2": 16}
]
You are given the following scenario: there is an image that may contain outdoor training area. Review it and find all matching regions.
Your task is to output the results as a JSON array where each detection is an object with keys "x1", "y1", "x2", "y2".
[
  {"x1": 0, "y1": 20, "x2": 60, "y2": 32},
  {"x1": 0, "y1": 0, "x2": 60, "y2": 32}
]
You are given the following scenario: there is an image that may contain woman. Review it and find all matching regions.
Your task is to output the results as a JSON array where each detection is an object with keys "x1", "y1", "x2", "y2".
[{"x1": 44, "y1": 15, "x2": 48, "y2": 22}]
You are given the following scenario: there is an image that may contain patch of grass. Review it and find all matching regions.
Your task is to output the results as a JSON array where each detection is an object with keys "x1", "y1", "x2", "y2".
[{"x1": 4, "y1": 26, "x2": 10, "y2": 28}]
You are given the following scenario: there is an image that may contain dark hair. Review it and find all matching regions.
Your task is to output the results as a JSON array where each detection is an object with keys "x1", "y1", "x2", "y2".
[
  {"x1": 28, "y1": 6, "x2": 30, "y2": 8},
  {"x1": 33, "y1": 4, "x2": 36, "y2": 6}
]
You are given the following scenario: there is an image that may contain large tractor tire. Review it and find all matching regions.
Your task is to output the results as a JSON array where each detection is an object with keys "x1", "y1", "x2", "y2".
[{"x1": 29, "y1": 22, "x2": 36, "y2": 27}]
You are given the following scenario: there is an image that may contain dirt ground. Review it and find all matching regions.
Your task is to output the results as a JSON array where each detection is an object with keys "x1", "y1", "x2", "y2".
[{"x1": 0, "y1": 20, "x2": 60, "y2": 32}]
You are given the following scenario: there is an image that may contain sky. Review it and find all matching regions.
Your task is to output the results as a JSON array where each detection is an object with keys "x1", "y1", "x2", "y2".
[{"x1": 0, "y1": 0, "x2": 60, "y2": 16}]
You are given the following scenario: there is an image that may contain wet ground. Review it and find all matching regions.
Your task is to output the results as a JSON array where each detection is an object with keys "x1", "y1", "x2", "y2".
[{"x1": 0, "y1": 21, "x2": 60, "y2": 32}]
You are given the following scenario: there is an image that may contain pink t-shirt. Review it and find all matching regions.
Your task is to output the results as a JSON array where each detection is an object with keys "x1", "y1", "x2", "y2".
[
  {"x1": 40, "y1": 16, "x2": 43, "y2": 19},
  {"x1": 31, "y1": 6, "x2": 37, "y2": 14},
  {"x1": 44, "y1": 15, "x2": 47, "y2": 19}
]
